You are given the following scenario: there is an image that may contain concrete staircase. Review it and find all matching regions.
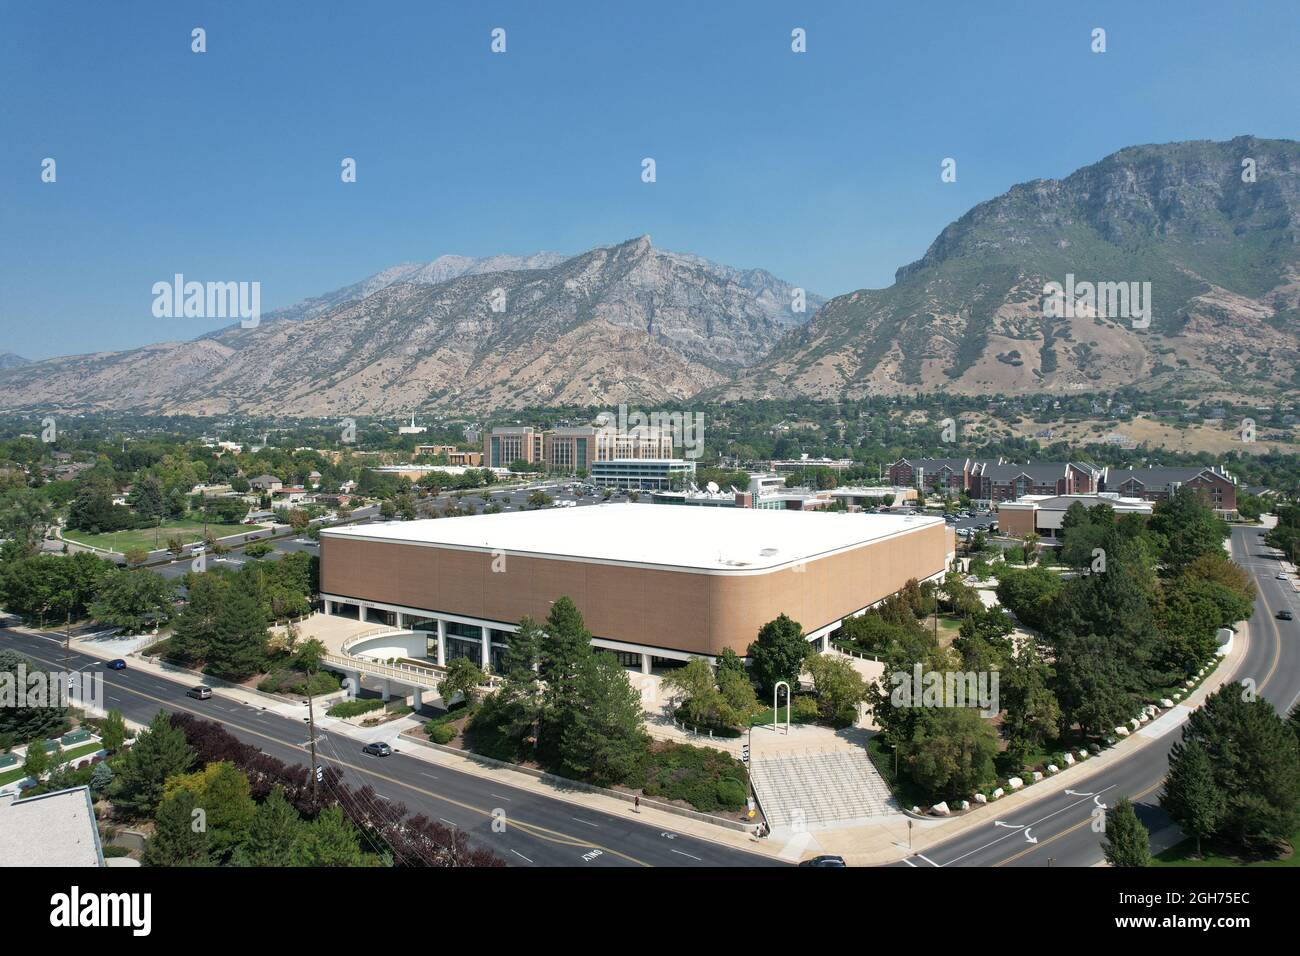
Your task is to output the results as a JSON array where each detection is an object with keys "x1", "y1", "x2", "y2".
[{"x1": 750, "y1": 749, "x2": 897, "y2": 829}]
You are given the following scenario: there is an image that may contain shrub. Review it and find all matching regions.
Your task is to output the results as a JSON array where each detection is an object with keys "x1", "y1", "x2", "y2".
[
  {"x1": 429, "y1": 723, "x2": 456, "y2": 745},
  {"x1": 326, "y1": 699, "x2": 383, "y2": 718},
  {"x1": 715, "y1": 777, "x2": 747, "y2": 810}
]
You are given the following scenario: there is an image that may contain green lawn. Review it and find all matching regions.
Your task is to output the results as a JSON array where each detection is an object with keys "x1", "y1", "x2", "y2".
[
  {"x1": 63, "y1": 522, "x2": 265, "y2": 554},
  {"x1": 1152, "y1": 832, "x2": 1298, "y2": 867},
  {"x1": 0, "y1": 742, "x2": 102, "y2": 787}
]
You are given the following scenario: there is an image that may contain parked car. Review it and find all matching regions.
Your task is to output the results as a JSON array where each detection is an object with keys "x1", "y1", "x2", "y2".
[
  {"x1": 799, "y1": 855, "x2": 847, "y2": 867},
  {"x1": 186, "y1": 685, "x2": 212, "y2": 700},
  {"x1": 106, "y1": 659, "x2": 127, "y2": 670},
  {"x1": 362, "y1": 742, "x2": 393, "y2": 757},
  {"x1": 1278, "y1": 610, "x2": 1294, "y2": 621},
  {"x1": 1279, "y1": 573, "x2": 1290, "y2": 581}
]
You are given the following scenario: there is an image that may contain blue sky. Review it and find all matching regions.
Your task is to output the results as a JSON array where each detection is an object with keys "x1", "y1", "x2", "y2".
[{"x1": 1, "y1": 0, "x2": 1296, "y2": 359}]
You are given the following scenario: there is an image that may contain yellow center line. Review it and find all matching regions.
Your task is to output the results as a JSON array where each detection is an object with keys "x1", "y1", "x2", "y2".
[{"x1": 16, "y1": 646, "x2": 652, "y2": 866}]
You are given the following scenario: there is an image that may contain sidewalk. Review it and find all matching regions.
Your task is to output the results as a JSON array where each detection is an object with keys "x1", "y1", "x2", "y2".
[
  {"x1": 801, "y1": 612, "x2": 1252, "y2": 866},
  {"x1": 49, "y1": 625, "x2": 784, "y2": 861}
]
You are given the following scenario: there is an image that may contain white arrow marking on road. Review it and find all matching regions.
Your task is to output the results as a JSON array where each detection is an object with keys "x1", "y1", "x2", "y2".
[
  {"x1": 994, "y1": 821, "x2": 1025, "y2": 829},
  {"x1": 1024, "y1": 827, "x2": 1038, "y2": 844},
  {"x1": 1064, "y1": 789, "x2": 1096, "y2": 797},
  {"x1": 1094, "y1": 796, "x2": 1107, "y2": 809}
]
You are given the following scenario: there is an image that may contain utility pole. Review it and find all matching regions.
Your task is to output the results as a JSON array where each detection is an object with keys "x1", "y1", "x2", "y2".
[{"x1": 305, "y1": 679, "x2": 321, "y2": 803}]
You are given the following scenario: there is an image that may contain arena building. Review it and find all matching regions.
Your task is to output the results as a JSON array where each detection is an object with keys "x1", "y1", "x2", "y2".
[{"x1": 318, "y1": 504, "x2": 954, "y2": 673}]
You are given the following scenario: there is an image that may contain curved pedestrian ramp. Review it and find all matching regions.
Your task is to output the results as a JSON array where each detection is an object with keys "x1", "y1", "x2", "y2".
[{"x1": 750, "y1": 750, "x2": 897, "y2": 829}]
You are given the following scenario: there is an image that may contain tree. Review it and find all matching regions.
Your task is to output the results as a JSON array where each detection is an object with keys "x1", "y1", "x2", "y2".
[
  {"x1": 22, "y1": 739, "x2": 51, "y2": 781},
  {"x1": 1051, "y1": 633, "x2": 1132, "y2": 738},
  {"x1": 439, "y1": 657, "x2": 487, "y2": 706},
  {"x1": 661, "y1": 657, "x2": 724, "y2": 728},
  {"x1": 747, "y1": 614, "x2": 809, "y2": 698},
  {"x1": 239, "y1": 785, "x2": 303, "y2": 866},
  {"x1": 205, "y1": 586, "x2": 268, "y2": 681},
  {"x1": 1174, "y1": 683, "x2": 1300, "y2": 847},
  {"x1": 804, "y1": 653, "x2": 868, "y2": 726},
  {"x1": 1148, "y1": 486, "x2": 1229, "y2": 572},
  {"x1": 162, "y1": 761, "x2": 257, "y2": 861},
  {"x1": 89, "y1": 761, "x2": 114, "y2": 796},
  {"x1": 1102, "y1": 797, "x2": 1151, "y2": 867},
  {"x1": 904, "y1": 706, "x2": 999, "y2": 800},
  {"x1": 0, "y1": 650, "x2": 69, "y2": 743},
  {"x1": 1161, "y1": 738, "x2": 1226, "y2": 858},
  {"x1": 1000, "y1": 643, "x2": 1061, "y2": 763},
  {"x1": 99, "y1": 709, "x2": 128, "y2": 753},
  {"x1": 110, "y1": 709, "x2": 196, "y2": 818},
  {"x1": 292, "y1": 805, "x2": 368, "y2": 867},
  {"x1": 559, "y1": 653, "x2": 648, "y2": 786},
  {"x1": 536, "y1": 597, "x2": 593, "y2": 763},
  {"x1": 88, "y1": 568, "x2": 175, "y2": 634},
  {"x1": 143, "y1": 788, "x2": 210, "y2": 867}
]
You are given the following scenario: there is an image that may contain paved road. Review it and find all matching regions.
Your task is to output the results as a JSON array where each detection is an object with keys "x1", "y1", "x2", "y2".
[
  {"x1": 1, "y1": 626, "x2": 782, "y2": 868},
  {"x1": 889, "y1": 524, "x2": 1300, "y2": 868}
]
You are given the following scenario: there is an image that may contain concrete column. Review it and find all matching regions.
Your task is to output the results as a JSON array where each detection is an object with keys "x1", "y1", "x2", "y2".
[
  {"x1": 480, "y1": 625, "x2": 491, "y2": 673},
  {"x1": 344, "y1": 670, "x2": 360, "y2": 699},
  {"x1": 380, "y1": 679, "x2": 392, "y2": 702},
  {"x1": 820, "y1": 632, "x2": 830, "y2": 653},
  {"x1": 640, "y1": 653, "x2": 652, "y2": 675},
  {"x1": 395, "y1": 611, "x2": 405, "y2": 628},
  {"x1": 359, "y1": 602, "x2": 370, "y2": 623},
  {"x1": 436, "y1": 620, "x2": 447, "y2": 666},
  {"x1": 411, "y1": 687, "x2": 423, "y2": 711},
  {"x1": 323, "y1": 599, "x2": 333, "y2": 615}
]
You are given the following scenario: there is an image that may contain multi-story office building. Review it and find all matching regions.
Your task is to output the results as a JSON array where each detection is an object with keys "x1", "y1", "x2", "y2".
[
  {"x1": 483, "y1": 426, "x2": 546, "y2": 468},
  {"x1": 414, "y1": 444, "x2": 483, "y2": 467},
  {"x1": 589, "y1": 458, "x2": 695, "y2": 490},
  {"x1": 483, "y1": 424, "x2": 675, "y2": 472}
]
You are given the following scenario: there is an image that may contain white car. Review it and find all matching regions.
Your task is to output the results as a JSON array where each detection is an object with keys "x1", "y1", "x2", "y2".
[{"x1": 1279, "y1": 573, "x2": 1290, "y2": 581}]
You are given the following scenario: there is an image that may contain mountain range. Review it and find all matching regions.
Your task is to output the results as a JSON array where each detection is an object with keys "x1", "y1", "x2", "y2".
[{"x1": 1, "y1": 135, "x2": 1296, "y2": 416}]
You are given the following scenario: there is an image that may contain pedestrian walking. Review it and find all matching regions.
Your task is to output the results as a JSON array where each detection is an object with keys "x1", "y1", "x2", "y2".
[{"x1": 634, "y1": 796, "x2": 641, "y2": 813}]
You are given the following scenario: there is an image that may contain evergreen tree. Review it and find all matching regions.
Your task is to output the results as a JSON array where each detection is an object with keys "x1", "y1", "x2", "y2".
[
  {"x1": 747, "y1": 614, "x2": 810, "y2": 699},
  {"x1": 1161, "y1": 738, "x2": 1226, "y2": 857},
  {"x1": 89, "y1": 761, "x2": 114, "y2": 796},
  {"x1": 110, "y1": 710, "x2": 196, "y2": 818},
  {"x1": 241, "y1": 786, "x2": 303, "y2": 866},
  {"x1": 143, "y1": 788, "x2": 210, "y2": 867},
  {"x1": 1103, "y1": 797, "x2": 1151, "y2": 867},
  {"x1": 536, "y1": 597, "x2": 593, "y2": 764},
  {"x1": 292, "y1": 805, "x2": 367, "y2": 867},
  {"x1": 0, "y1": 650, "x2": 69, "y2": 743},
  {"x1": 559, "y1": 653, "x2": 648, "y2": 787},
  {"x1": 1176, "y1": 684, "x2": 1300, "y2": 847},
  {"x1": 205, "y1": 586, "x2": 268, "y2": 681}
]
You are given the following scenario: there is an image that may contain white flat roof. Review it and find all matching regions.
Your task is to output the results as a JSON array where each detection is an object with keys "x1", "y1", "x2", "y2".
[
  {"x1": 323, "y1": 503, "x2": 944, "y2": 573},
  {"x1": 0, "y1": 787, "x2": 102, "y2": 867}
]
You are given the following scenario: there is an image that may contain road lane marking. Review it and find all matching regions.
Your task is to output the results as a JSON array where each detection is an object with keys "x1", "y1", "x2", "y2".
[
  {"x1": 10, "y1": 643, "x2": 651, "y2": 867},
  {"x1": 511, "y1": 849, "x2": 534, "y2": 864},
  {"x1": 671, "y1": 849, "x2": 702, "y2": 861}
]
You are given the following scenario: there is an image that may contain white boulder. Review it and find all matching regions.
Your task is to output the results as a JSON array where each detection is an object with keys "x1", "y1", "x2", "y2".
[
  {"x1": 974, "y1": 793, "x2": 988, "y2": 804},
  {"x1": 1008, "y1": 777, "x2": 1024, "y2": 790},
  {"x1": 931, "y1": 801, "x2": 950, "y2": 816},
  {"x1": 1160, "y1": 698, "x2": 1175, "y2": 709},
  {"x1": 1047, "y1": 764, "x2": 1059, "y2": 774},
  {"x1": 992, "y1": 787, "x2": 1005, "y2": 799}
]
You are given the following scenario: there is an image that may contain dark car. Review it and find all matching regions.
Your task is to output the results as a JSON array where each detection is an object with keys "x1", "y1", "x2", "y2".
[
  {"x1": 106, "y1": 659, "x2": 127, "y2": 670},
  {"x1": 186, "y1": 685, "x2": 212, "y2": 700},
  {"x1": 1278, "y1": 610, "x2": 1294, "y2": 621},
  {"x1": 798, "y1": 855, "x2": 847, "y2": 867},
  {"x1": 362, "y1": 742, "x2": 393, "y2": 757}
]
